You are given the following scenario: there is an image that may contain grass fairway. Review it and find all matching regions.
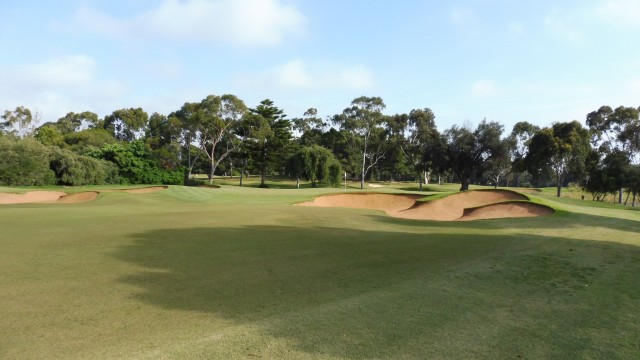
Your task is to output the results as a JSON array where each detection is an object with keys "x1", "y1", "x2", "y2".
[{"x1": 0, "y1": 185, "x2": 639, "y2": 359}]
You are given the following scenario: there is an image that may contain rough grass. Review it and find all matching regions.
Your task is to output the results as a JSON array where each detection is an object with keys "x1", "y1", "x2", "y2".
[{"x1": 0, "y1": 184, "x2": 638, "y2": 359}]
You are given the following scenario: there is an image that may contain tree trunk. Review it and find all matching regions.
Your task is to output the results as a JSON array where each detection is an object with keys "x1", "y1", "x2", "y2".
[
  {"x1": 556, "y1": 172, "x2": 563, "y2": 197},
  {"x1": 296, "y1": 177, "x2": 300, "y2": 189},
  {"x1": 418, "y1": 173, "x2": 423, "y2": 191},
  {"x1": 460, "y1": 178, "x2": 470, "y2": 191},
  {"x1": 258, "y1": 144, "x2": 267, "y2": 188},
  {"x1": 632, "y1": 191, "x2": 636, "y2": 207},
  {"x1": 239, "y1": 158, "x2": 245, "y2": 187},
  {"x1": 186, "y1": 141, "x2": 195, "y2": 181},
  {"x1": 619, "y1": 188, "x2": 623, "y2": 204},
  {"x1": 208, "y1": 158, "x2": 215, "y2": 184},
  {"x1": 360, "y1": 142, "x2": 367, "y2": 189}
]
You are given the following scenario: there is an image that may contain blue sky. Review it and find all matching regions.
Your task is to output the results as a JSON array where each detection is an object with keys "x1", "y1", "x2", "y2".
[{"x1": 1, "y1": 0, "x2": 639, "y2": 132}]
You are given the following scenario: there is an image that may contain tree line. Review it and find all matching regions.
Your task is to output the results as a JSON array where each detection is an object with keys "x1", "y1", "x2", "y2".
[{"x1": 1, "y1": 96, "x2": 638, "y2": 205}]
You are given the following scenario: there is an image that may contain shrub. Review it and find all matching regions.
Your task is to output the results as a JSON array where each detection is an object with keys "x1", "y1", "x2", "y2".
[
  {"x1": 89, "y1": 140, "x2": 184, "y2": 185},
  {"x1": 0, "y1": 138, "x2": 56, "y2": 186},
  {"x1": 49, "y1": 147, "x2": 119, "y2": 186}
]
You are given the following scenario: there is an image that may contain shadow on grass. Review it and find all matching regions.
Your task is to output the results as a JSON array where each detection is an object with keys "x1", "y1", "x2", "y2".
[
  {"x1": 113, "y1": 225, "x2": 640, "y2": 358},
  {"x1": 114, "y1": 226, "x2": 505, "y2": 320}
]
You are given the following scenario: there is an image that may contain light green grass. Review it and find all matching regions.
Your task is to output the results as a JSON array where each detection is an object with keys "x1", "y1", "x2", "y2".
[{"x1": 0, "y1": 185, "x2": 639, "y2": 359}]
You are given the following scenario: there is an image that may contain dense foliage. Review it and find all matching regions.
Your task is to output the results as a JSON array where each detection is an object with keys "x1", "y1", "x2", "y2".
[
  {"x1": 286, "y1": 145, "x2": 342, "y2": 188},
  {"x1": 0, "y1": 137, "x2": 55, "y2": 186},
  {"x1": 1, "y1": 97, "x2": 638, "y2": 204}
]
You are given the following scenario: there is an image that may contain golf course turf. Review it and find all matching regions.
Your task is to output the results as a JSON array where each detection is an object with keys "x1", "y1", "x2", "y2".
[{"x1": 0, "y1": 184, "x2": 638, "y2": 359}]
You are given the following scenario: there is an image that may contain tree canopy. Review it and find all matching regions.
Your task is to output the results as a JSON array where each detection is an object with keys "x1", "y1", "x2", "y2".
[
  {"x1": 443, "y1": 120, "x2": 505, "y2": 191},
  {"x1": 526, "y1": 121, "x2": 591, "y2": 197},
  {"x1": 332, "y1": 96, "x2": 387, "y2": 189},
  {"x1": 1, "y1": 96, "x2": 639, "y2": 204}
]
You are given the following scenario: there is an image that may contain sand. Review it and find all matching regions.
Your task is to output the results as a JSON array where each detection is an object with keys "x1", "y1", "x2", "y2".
[
  {"x1": 56, "y1": 191, "x2": 100, "y2": 204},
  {"x1": 0, "y1": 191, "x2": 67, "y2": 204},
  {"x1": 398, "y1": 190, "x2": 528, "y2": 221},
  {"x1": 298, "y1": 190, "x2": 553, "y2": 221},
  {"x1": 0, "y1": 191, "x2": 96, "y2": 204},
  {"x1": 0, "y1": 185, "x2": 167, "y2": 204},
  {"x1": 299, "y1": 193, "x2": 423, "y2": 213},
  {"x1": 457, "y1": 201, "x2": 554, "y2": 221}
]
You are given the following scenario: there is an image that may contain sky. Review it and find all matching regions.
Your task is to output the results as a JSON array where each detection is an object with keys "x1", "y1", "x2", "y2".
[{"x1": 1, "y1": 0, "x2": 639, "y2": 132}]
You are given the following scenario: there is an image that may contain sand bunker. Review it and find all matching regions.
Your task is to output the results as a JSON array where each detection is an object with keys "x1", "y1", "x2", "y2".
[
  {"x1": 0, "y1": 191, "x2": 97, "y2": 204},
  {"x1": 398, "y1": 189, "x2": 528, "y2": 221},
  {"x1": 0, "y1": 185, "x2": 167, "y2": 204},
  {"x1": 298, "y1": 189, "x2": 553, "y2": 221},
  {"x1": 457, "y1": 201, "x2": 553, "y2": 221},
  {"x1": 56, "y1": 191, "x2": 99, "y2": 204},
  {"x1": 299, "y1": 193, "x2": 423, "y2": 213},
  {"x1": 0, "y1": 191, "x2": 67, "y2": 204}
]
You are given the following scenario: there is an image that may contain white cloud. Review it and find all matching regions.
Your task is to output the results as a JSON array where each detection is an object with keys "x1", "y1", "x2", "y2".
[
  {"x1": 594, "y1": 0, "x2": 640, "y2": 27},
  {"x1": 273, "y1": 60, "x2": 313, "y2": 88},
  {"x1": 76, "y1": 0, "x2": 306, "y2": 46},
  {"x1": 544, "y1": 1, "x2": 640, "y2": 42},
  {"x1": 22, "y1": 55, "x2": 96, "y2": 87},
  {"x1": 252, "y1": 59, "x2": 374, "y2": 91},
  {"x1": 0, "y1": 55, "x2": 128, "y2": 123},
  {"x1": 332, "y1": 65, "x2": 373, "y2": 89},
  {"x1": 471, "y1": 80, "x2": 497, "y2": 97}
]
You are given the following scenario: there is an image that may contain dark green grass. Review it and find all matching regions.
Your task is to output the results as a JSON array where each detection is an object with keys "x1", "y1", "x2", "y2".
[{"x1": 0, "y1": 185, "x2": 638, "y2": 359}]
